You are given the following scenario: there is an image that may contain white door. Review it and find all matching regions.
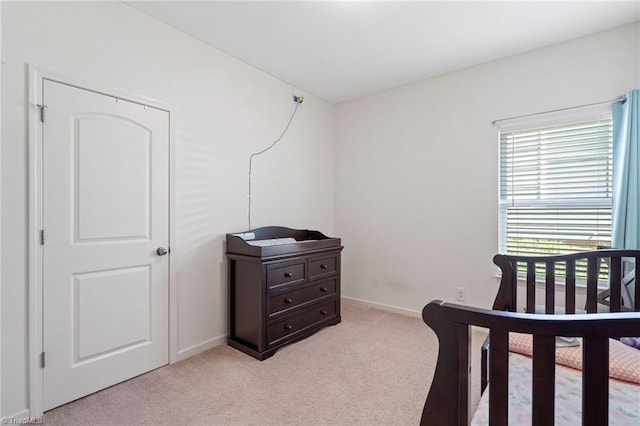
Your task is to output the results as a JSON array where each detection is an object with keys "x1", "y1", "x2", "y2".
[{"x1": 42, "y1": 79, "x2": 169, "y2": 410}]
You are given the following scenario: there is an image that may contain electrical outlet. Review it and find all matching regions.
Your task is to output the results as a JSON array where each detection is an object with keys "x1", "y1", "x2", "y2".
[{"x1": 456, "y1": 287, "x2": 466, "y2": 302}]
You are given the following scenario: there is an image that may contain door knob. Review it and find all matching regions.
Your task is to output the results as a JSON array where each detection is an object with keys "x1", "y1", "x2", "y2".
[{"x1": 156, "y1": 247, "x2": 168, "y2": 256}]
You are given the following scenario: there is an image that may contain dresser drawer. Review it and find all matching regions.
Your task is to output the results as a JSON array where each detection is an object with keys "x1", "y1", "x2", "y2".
[
  {"x1": 267, "y1": 261, "x2": 306, "y2": 289},
  {"x1": 267, "y1": 300, "x2": 338, "y2": 345},
  {"x1": 308, "y1": 254, "x2": 338, "y2": 280},
  {"x1": 268, "y1": 279, "x2": 337, "y2": 315}
]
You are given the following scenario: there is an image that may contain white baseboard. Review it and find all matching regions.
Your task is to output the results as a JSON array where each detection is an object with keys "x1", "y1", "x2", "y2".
[
  {"x1": 176, "y1": 335, "x2": 226, "y2": 362},
  {"x1": 341, "y1": 295, "x2": 422, "y2": 318}
]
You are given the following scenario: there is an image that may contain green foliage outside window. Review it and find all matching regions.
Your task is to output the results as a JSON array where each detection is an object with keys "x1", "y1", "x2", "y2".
[{"x1": 508, "y1": 237, "x2": 611, "y2": 281}]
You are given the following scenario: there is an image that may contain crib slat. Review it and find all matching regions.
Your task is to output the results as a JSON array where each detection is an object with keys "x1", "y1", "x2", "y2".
[
  {"x1": 610, "y1": 256, "x2": 622, "y2": 312},
  {"x1": 511, "y1": 262, "x2": 518, "y2": 311},
  {"x1": 532, "y1": 335, "x2": 555, "y2": 426},
  {"x1": 635, "y1": 257, "x2": 640, "y2": 312},
  {"x1": 586, "y1": 258, "x2": 598, "y2": 313},
  {"x1": 489, "y1": 330, "x2": 509, "y2": 426},
  {"x1": 455, "y1": 323, "x2": 470, "y2": 426},
  {"x1": 583, "y1": 337, "x2": 609, "y2": 426},
  {"x1": 565, "y1": 259, "x2": 576, "y2": 314},
  {"x1": 526, "y1": 262, "x2": 535, "y2": 313},
  {"x1": 545, "y1": 262, "x2": 555, "y2": 313}
]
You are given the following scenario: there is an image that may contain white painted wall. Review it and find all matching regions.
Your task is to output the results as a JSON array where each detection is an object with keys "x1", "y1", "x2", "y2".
[
  {"x1": 334, "y1": 23, "x2": 640, "y2": 313},
  {"x1": 2, "y1": 1, "x2": 638, "y2": 418},
  {"x1": 1, "y1": 2, "x2": 334, "y2": 416}
]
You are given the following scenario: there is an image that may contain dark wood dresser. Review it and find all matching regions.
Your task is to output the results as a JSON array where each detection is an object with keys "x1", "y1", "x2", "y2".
[{"x1": 226, "y1": 226, "x2": 343, "y2": 360}]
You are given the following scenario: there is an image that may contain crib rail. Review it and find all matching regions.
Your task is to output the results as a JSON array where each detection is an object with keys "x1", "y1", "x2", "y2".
[{"x1": 493, "y1": 249, "x2": 640, "y2": 314}]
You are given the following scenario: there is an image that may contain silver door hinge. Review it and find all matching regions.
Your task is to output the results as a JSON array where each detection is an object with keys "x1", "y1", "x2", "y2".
[
  {"x1": 37, "y1": 104, "x2": 47, "y2": 123},
  {"x1": 40, "y1": 352, "x2": 45, "y2": 368},
  {"x1": 40, "y1": 229, "x2": 45, "y2": 245}
]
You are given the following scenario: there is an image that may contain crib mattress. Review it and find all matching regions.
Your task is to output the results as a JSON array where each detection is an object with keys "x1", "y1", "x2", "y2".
[{"x1": 471, "y1": 352, "x2": 640, "y2": 425}]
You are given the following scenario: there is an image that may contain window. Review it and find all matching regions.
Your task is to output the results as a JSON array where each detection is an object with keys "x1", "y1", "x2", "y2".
[{"x1": 499, "y1": 116, "x2": 613, "y2": 257}]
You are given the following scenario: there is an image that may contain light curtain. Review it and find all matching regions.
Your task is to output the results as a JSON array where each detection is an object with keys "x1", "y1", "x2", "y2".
[{"x1": 612, "y1": 90, "x2": 640, "y2": 249}]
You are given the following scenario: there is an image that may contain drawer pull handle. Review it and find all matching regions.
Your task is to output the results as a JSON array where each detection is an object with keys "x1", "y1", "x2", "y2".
[
  {"x1": 284, "y1": 272, "x2": 293, "y2": 278},
  {"x1": 320, "y1": 287, "x2": 328, "y2": 292},
  {"x1": 320, "y1": 264, "x2": 328, "y2": 270},
  {"x1": 320, "y1": 310, "x2": 328, "y2": 315},
  {"x1": 284, "y1": 297, "x2": 293, "y2": 304},
  {"x1": 284, "y1": 324, "x2": 293, "y2": 330}
]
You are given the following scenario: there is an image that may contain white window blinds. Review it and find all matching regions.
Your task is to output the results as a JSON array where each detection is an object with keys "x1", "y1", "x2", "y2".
[{"x1": 499, "y1": 118, "x2": 613, "y2": 256}]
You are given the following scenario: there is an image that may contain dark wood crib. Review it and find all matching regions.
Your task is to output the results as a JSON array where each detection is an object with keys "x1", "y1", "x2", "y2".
[
  {"x1": 421, "y1": 249, "x2": 640, "y2": 426},
  {"x1": 421, "y1": 301, "x2": 640, "y2": 426},
  {"x1": 492, "y1": 249, "x2": 640, "y2": 315},
  {"x1": 483, "y1": 249, "x2": 640, "y2": 391}
]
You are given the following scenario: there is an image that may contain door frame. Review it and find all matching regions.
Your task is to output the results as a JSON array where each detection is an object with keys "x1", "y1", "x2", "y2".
[{"x1": 27, "y1": 65, "x2": 178, "y2": 417}]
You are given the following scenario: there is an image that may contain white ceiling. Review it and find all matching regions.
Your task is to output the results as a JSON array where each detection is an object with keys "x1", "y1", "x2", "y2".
[{"x1": 127, "y1": 1, "x2": 640, "y2": 104}]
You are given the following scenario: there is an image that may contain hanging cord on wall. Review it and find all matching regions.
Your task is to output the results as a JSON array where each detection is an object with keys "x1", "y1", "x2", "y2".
[{"x1": 248, "y1": 95, "x2": 304, "y2": 230}]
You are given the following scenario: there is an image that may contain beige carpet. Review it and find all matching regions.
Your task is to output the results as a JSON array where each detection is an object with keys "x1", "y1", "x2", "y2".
[{"x1": 44, "y1": 300, "x2": 488, "y2": 425}]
